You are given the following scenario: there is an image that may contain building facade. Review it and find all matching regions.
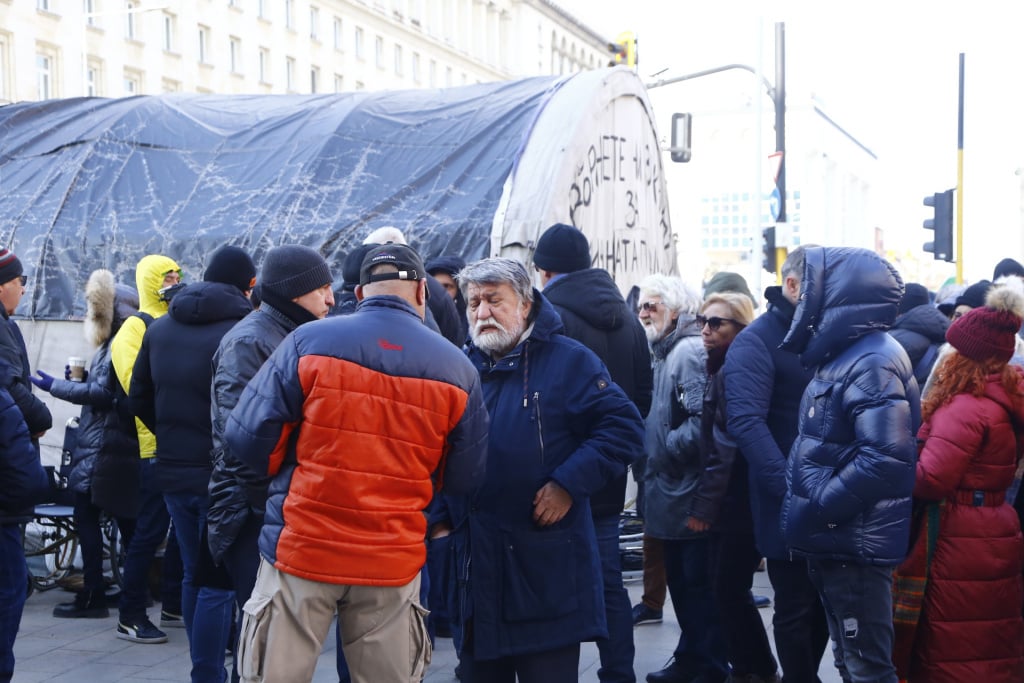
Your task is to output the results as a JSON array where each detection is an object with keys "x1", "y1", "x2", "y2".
[{"x1": 0, "y1": 0, "x2": 611, "y2": 103}]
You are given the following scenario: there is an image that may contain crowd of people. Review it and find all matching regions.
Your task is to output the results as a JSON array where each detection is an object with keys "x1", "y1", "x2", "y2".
[{"x1": 1, "y1": 230, "x2": 1024, "y2": 683}]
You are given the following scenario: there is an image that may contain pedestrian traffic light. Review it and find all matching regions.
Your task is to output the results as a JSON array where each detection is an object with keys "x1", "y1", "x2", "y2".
[
  {"x1": 762, "y1": 226, "x2": 776, "y2": 273},
  {"x1": 606, "y1": 31, "x2": 637, "y2": 68},
  {"x1": 922, "y1": 189, "x2": 954, "y2": 262}
]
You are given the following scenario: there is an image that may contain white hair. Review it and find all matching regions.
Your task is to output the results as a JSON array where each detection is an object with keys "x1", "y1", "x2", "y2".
[
  {"x1": 362, "y1": 226, "x2": 407, "y2": 245},
  {"x1": 638, "y1": 274, "x2": 702, "y2": 315}
]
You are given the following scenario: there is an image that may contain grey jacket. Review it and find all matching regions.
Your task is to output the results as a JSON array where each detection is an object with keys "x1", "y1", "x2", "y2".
[{"x1": 642, "y1": 314, "x2": 708, "y2": 539}]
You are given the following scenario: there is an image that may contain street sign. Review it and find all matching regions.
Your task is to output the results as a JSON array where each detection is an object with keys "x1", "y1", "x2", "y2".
[{"x1": 768, "y1": 187, "x2": 781, "y2": 222}]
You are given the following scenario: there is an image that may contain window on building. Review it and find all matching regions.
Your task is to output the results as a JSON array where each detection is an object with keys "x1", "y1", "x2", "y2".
[
  {"x1": 310, "y1": 66, "x2": 320, "y2": 93},
  {"x1": 309, "y1": 6, "x2": 319, "y2": 40},
  {"x1": 230, "y1": 37, "x2": 241, "y2": 73},
  {"x1": 394, "y1": 44, "x2": 403, "y2": 76},
  {"x1": 332, "y1": 17, "x2": 343, "y2": 49},
  {"x1": 198, "y1": 26, "x2": 209, "y2": 64},
  {"x1": 84, "y1": 0, "x2": 97, "y2": 26},
  {"x1": 125, "y1": 2, "x2": 137, "y2": 40},
  {"x1": 36, "y1": 51, "x2": 53, "y2": 100},
  {"x1": 123, "y1": 69, "x2": 141, "y2": 95},
  {"x1": 411, "y1": 52, "x2": 420, "y2": 83},
  {"x1": 284, "y1": 0, "x2": 294, "y2": 29},
  {"x1": 162, "y1": 78, "x2": 179, "y2": 92},
  {"x1": 258, "y1": 48, "x2": 270, "y2": 82},
  {"x1": 333, "y1": 74, "x2": 343, "y2": 93},
  {"x1": 285, "y1": 57, "x2": 295, "y2": 90},
  {"x1": 86, "y1": 63, "x2": 100, "y2": 96},
  {"x1": 429, "y1": 59, "x2": 436, "y2": 87},
  {"x1": 37, "y1": 0, "x2": 50, "y2": 11},
  {"x1": 354, "y1": 27, "x2": 364, "y2": 60},
  {"x1": 162, "y1": 12, "x2": 175, "y2": 52},
  {"x1": 258, "y1": 0, "x2": 267, "y2": 19},
  {"x1": 375, "y1": 36, "x2": 384, "y2": 69},
  {"x1": 444, "y1": 66, "x2": 452, "y2": 87}
]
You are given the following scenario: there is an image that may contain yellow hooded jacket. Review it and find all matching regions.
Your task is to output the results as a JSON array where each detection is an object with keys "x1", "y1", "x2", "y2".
[{"x1": 109, "y1": 254, "x2": 180, "y2": 459}]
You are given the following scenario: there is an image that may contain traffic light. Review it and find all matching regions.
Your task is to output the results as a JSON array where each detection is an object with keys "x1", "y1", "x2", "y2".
[
  {"x1": 606, "y1": 31, "x2": 637, "y2": 68},
  {"x1": 762, "y1": 226, "x2": 776, "y2": 273},
  {"x1": 922, "y1": 189, "x2": 954, "y2": 262}
]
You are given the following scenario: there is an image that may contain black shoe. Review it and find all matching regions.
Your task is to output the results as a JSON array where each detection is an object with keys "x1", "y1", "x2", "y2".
[
  {"x1": 53, "y1": 590, "x2": 109, "y2": 619},
  {"x1": 646, "y1": 658, "x2": 693, "y2": 683},
  {"x1": 116, "y1": 618, "x2": 168, "y2": 644},
  {"x1": 632, "y1": 603, "x2": 663, "y2": 625},
  {"x1": 159, "y1": 609, "x2": 185, "y2": 629}
]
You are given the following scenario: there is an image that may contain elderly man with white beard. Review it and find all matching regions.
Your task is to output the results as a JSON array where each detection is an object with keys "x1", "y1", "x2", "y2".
[{"x1": 431, "y1": 257, "x2": 644, "y2": 683}]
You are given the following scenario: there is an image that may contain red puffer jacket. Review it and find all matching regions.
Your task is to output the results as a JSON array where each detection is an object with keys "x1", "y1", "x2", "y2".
[{"x1": 912, "y1": 371, "x2": 1024, "y2": 683}]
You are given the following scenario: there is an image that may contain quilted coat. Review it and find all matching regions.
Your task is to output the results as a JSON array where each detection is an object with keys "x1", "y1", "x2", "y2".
[
  {"x1": 780, "y1": 247, "x2": 919, "y2": 565},
  {"x1": 911, "y1": 369, "x2": 1024, "y2": 682}
]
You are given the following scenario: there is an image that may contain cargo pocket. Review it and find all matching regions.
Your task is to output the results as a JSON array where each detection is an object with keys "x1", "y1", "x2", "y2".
[
  {"x1": 501, "y1": 529, "x2": 577, "y2": 622},
  {"x1": 409, "y1": 600, "x2": 432, "y2": 680},
  {"x1": 237, "y1": 591, "x2": 274, "y2": 681}
]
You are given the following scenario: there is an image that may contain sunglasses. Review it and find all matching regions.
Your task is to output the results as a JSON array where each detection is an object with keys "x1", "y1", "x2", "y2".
[
  {"x1": 637, "y1": 301, "x2": 660, "y2": 314},
  {"x1": 695, "y1": 315, "x2": 742, "y2": 331},
  {"x1": 18, "y1": 275, "x2": 27, "y2": 286}
]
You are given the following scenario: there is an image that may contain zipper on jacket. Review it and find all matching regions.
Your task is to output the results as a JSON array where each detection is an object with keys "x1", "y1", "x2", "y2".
[{"x1": 533, "y1": 391, "x2": 544, "y2": 464}]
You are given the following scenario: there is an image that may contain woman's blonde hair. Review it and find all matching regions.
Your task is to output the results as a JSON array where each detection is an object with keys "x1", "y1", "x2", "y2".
[{"x1": 701, "y1": 291, "x2": 755, "y2": 327}]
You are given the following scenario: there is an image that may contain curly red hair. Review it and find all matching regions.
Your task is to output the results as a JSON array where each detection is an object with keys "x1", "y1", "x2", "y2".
[{"x1": 922, "y1": 351, "x2": 1024, "y2": 422}]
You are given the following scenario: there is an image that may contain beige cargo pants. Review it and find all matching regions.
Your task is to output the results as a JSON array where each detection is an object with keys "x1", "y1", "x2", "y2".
[{"x1": 238, "y1": 558, "x2": 430, "y2": 683}]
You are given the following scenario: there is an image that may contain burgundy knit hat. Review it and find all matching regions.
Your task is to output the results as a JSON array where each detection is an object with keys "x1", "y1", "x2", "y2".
[{"x1": 946, "y1": 279, "x2": 1024, "y2": 363}]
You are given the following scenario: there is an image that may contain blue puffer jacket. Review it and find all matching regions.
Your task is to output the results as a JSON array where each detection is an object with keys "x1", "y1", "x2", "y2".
[
  {"x1": 724, "y1": 287, "x2": 814, "y2": 560},
  {"x1": 780, "y1": 247, "x2": 919, "y2": 566},
  {"x1": 0, "y1": 386, "x2": 49, "y2": 524},
  {"x1": 446, "y1": 292, "x2": 644, "y2": 660}
]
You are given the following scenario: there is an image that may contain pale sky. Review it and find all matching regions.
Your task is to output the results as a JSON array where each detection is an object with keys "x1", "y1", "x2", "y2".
[{"x1": 554, "y1": 0, "x2": 1024, "y2": 283}]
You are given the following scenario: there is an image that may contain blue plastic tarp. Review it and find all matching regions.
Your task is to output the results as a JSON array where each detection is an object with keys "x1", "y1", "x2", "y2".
[{"x1": 0, "y1": 75, "x2": 567, "y2": 318}]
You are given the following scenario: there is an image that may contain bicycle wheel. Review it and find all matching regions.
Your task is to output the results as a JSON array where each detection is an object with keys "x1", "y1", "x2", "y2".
[
  {"x1": 23, "y1": 514, "x2": 79, "y2": 591},
  {"x1": 102, "y1": 516, "x2": 125, "y2": 589}
]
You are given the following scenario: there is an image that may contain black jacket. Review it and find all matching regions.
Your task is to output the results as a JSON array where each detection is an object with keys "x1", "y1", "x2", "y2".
[
  {"x1": 130, "y1": 281, "x2": 251, "y2": 495},
  {"x1": 0, "y1": 310, "x2": 52, "y2": 436},
  {"x1": 0, "y1": 384, "x2": 48, "y2": 524},
  {"x1": 888, "y1": 303, "x2": 949, "y2": 388},
  {"x1": 543, "y1": 269, "x2": 652, "y2": 517}
]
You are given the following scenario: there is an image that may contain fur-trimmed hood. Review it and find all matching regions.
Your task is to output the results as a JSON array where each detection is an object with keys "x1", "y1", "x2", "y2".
[{"x1": 83, "y1": 269, "x2": 139, "y2": 347}]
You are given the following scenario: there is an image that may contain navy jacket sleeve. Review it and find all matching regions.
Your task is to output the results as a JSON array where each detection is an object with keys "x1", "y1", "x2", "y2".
[
  {"x1": 0, "y1": 388, "x2": 48, "y2": 510},
  {"x1": 724, "y1": 329, "x2": 787, "y2": 500},
  {"x1": 440, "y1": 376, "x2": 489, "y2": 497}
]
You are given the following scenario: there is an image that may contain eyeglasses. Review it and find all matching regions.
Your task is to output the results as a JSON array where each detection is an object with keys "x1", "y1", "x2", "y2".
[
  {"x1": 637, "y1": 301, "x2": 660, "y2": 314},
  {"x1": 695, "y1": 315, "x2": 742, "y2": 331}
]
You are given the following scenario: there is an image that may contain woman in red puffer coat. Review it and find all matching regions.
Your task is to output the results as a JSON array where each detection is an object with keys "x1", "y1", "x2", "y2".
[{"x1": 911, "y1": 279, "x2": 1024, "y2": 683}]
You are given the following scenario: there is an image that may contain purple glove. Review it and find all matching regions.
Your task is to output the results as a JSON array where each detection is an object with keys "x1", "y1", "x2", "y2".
[
  {"x1": 64, "y1": 364, "x2": 71, "y2": 381},
  {"x1": 30, "y1": 370, "x2": 55, "y2": 392}
]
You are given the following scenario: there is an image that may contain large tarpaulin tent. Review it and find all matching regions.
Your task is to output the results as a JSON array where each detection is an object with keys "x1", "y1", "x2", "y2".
[{"x1": 0, "y1": 67, "x2": 675, "y2": 319}]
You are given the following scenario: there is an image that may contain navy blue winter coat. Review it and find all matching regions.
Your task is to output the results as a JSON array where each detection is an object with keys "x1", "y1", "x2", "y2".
[
  {"x1": 446, "y1": 292, "x2": 644, "y2": 660},
  {"x1": 0, "y1": 386, "x2": 48, "y2": 524},
  {"x1": 130, "y1": 281, "x2": 252, "y2": 495},
  {"x1": 724, "y1": 287, "x2": 814, "y2": 559},
  {"x1": 780, "y1": 247, "x2": 919, "y2": 566}
]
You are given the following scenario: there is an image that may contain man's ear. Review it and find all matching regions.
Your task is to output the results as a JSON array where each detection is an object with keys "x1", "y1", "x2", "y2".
[
  {"x1": 417, "y1": 279, "x2": 427, "y2": 306},
  {"x1": 355, "y1": 284, "x2": 365, "y2": 302}
]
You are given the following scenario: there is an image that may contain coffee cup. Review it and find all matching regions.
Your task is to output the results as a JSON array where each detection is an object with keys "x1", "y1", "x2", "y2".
[{"x1": 68, "y1": 357, "x2": 87, "y2": 382}]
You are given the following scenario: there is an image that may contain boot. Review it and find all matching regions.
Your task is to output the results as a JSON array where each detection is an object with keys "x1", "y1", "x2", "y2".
[{"x1": 53, "y1": 589, "x2": 110, "y2": 619}]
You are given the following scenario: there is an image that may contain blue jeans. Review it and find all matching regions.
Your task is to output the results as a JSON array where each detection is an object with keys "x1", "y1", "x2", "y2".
[
  {"x1": 460, "y1": 642, "x2": 580, "y2": 683},
  {"x1": 662, "y1": 537, "x2": 729, "y2": 681},
  {"x1": 593, "y1": 514, "x2": 636, "y2": 683},
  {"x1": 164, "y1": 492, "x2": 234, "y2": 683},
  {"x1": 0, "y1": 524, "x2": 27, "y2": 683},
  {"x1": 119, "y1": 458, "x2": 170, "y2": 623},
  {"x1": 806, "y1": 559, "x2": 898, "y2": 683}
]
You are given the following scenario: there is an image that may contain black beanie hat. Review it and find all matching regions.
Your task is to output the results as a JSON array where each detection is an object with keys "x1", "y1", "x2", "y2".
[
  {"x1": 533, "y1": 223, "x2": 590, "y2": 273},
  {"x1": 260, "y1": 245, "x2": 332, "y2": 300},
  {"x1": 897, "y1": 282, "x2": 931, "y2": 314},
  {"x1": 954, "y1": 280, "x2": 992, "y2": 311},
  {"x1": 0, "y1": 248, "x2": 24, "y2": 285},
  {"x1": 342, "y1": 244, "x2": 376, "y2": 285},
  {"x1": 993, "y1": 258, "x2": 1024, "y2": 281},
  {"x1": 203, "y1": 246, "x2": 256, "y2": 293}
]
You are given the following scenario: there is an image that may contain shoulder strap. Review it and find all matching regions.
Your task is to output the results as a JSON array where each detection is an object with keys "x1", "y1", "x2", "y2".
[{"x1": 135, "y1": 312, "x2": 154, "y2": 328}]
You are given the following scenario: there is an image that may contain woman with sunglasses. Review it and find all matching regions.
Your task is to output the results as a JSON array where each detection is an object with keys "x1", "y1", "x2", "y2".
[{"x1": 686, "y1": 292, "x2": 780, "y2": 683}]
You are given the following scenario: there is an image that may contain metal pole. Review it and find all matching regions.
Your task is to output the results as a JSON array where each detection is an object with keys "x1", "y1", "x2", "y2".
[
  {"x1": 753, "y1": 18, "x2": 765, "y2": 296},
  {"x1": 774, "y1": 22, "x2": 786, "y2": 225},
  {"x1": 956, "y1": 53, "x2": 964, "y2": 284}
]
